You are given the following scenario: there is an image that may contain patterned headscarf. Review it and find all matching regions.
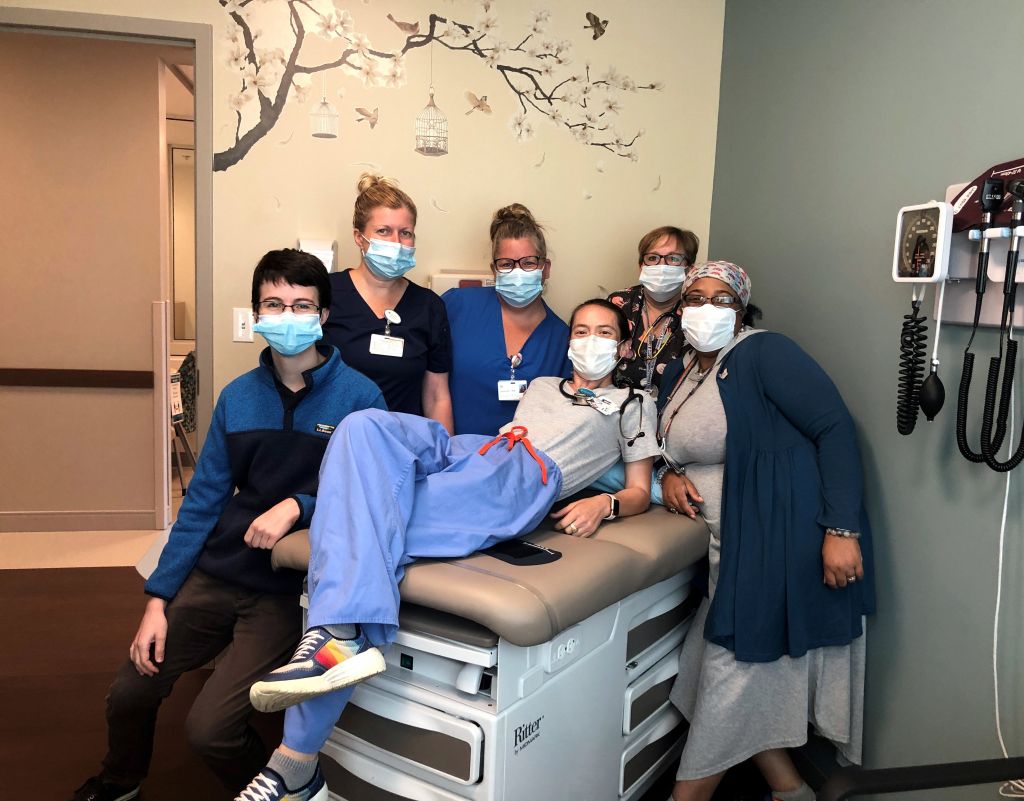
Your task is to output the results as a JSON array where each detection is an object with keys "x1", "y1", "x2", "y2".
[{"x1": 683, "y1": 260, "x2": 751, "y2": 307}]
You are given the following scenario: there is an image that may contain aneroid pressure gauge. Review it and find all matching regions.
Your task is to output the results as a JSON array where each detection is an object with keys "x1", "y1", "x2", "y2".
[{"x1": 892, "y1": 201, "x2": 953, "y2": 283}]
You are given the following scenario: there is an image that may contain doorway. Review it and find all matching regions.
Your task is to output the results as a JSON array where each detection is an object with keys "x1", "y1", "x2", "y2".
[{"x1": 0, "y1": 9, "x2": 213, "y2": 534}]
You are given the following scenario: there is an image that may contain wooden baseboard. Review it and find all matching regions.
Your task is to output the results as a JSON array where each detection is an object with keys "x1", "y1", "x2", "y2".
[{"x1": 0, "y1": 509, "x2": 157, "y2": 532}]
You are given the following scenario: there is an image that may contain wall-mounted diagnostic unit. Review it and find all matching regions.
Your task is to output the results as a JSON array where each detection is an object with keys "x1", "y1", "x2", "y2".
[
  {"x1": 891, "y1": 155, "x2": 1024, "y2": 474},
  {"x1": 893, "y1": 201, "x2": 953, "y2": 435}
]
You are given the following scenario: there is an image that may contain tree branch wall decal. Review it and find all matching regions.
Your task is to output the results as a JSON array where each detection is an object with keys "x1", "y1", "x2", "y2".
[{"x1": 215, "y1": 0, "x2": 662, "y2": 172}]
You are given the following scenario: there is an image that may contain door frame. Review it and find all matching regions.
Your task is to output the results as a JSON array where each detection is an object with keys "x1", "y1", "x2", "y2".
[{"x1": 0, "y1": 8, "x2": 213, "y2": 528}]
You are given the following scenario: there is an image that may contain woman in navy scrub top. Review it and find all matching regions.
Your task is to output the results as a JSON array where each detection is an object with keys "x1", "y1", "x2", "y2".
[
  {"x1": 322, "y1": 174, "x2": 454, "y2": 431},
  {"x1": 443, "y1": 204, "x2": 571, "y2": 435}
]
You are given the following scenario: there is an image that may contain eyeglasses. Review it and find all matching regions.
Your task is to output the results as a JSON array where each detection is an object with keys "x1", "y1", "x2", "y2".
[
  {"x1": 492, "y1": 256, "x2": 547, "y2": 273},
  {"x1": 683, "y1": 293, "x2": 741, "y2": 308},
  {"x1": 256, "y1": 300, "x2": 321, "y2": 315},
  {"x1": 642, "y1": 252, "x2": 688, "y2": 267}
]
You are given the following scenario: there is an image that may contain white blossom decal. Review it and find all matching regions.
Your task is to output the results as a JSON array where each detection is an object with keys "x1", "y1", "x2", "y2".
[{"x1": 214, "y1": 0, "x2": 661, "y2": 171}]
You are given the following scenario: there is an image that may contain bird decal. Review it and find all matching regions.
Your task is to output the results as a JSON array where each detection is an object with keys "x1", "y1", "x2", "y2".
[
  {"x1": 465, "y1": 91, "x2": 493, "y2": 115},
  {"x1": 386, "y1": 13, "x2": 419, "y2": 34},
  {"x1": 355, "y1": 107, "x2": 379, "y2": 129},
  {"x1": 584, "y1": 11, "x2": 608, "y2": 40}
]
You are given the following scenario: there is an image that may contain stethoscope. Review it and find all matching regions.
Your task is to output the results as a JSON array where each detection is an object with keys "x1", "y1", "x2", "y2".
[{"x1": 558, "y1": 378, "x2": 645, "y2": 446}]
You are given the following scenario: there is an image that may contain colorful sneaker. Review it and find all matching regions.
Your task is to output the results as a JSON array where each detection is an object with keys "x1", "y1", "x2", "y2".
[
  {"x1": 235, "y1": 766, "x2": 327, "y2": 801},
  {"x1": 249, "y1": 626, "x2": 385, "y2": 713},
  {"x1": 70, "y1": 776, "x2": 139, "y2": 801}
]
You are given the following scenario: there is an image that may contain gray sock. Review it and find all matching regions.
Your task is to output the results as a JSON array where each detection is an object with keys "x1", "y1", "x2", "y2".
[
  {"x1": 267, "y1": 749, "x2": 317, "y2": 791},
  {"x1": 773, "y1": 782, "x2": 815, "y2": 801},
  {"x1": 323, "y1": 623, "x2": 357, "y2": 640}
]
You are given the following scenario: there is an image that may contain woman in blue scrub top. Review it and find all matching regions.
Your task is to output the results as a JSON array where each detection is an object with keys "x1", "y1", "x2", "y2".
[
  {"x1": 322, "y1": 174, "x2": 454, "y2": 431},
  {"x1": 443, "y1": 204, "x2": 571, "y2": 435}
]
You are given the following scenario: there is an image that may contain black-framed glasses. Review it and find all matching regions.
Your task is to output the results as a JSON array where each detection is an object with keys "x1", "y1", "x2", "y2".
[
  {"x1": 256, "y1": 300, "x2": 322, "y2": 315},
  {"x1": 642, "y1": 252, "x2": 688, "y2": 267},
  {"x1": 683, "y1": 293, "x2": 741, "y2": 308},
  {"x1": 492, "y1": 256, "x2": 548, "y2": 273}
]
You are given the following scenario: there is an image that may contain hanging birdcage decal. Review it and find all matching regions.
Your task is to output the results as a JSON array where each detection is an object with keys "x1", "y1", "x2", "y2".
[
  {"x1": 414, "y1": 87, "x2": 448, "y2": 156},
  {"x1": 310, "y1": 76, "x2": 339, "y2": 139}
]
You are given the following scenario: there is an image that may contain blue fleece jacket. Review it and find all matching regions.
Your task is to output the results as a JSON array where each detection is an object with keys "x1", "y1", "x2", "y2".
[
  {"x1": 145, "y1": 345, "x2": 386, "y2": 600},
  {"x1": 659, "y1": 332, "x2": 875, "y2": 662}
]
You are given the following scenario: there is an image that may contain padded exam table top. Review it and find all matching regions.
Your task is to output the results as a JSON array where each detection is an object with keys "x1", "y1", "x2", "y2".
[{"x1": 272, "y1": 506, "x2": 710, "y2": 648}]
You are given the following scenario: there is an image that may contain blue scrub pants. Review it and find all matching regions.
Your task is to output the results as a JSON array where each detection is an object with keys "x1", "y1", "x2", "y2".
[{"x1": 283, "y1": 409, "x2": 562, "y2": 754}]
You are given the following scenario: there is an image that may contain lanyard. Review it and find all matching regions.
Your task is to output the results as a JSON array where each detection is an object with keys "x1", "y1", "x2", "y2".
[
  {"x1": 509, "y1": 352, "x2": 523, "y2": 381},
  {"x1": 636, "y1": 302, "x2": 677, "y2": 388},
  {"x1": 657, "y1": 356, "x2": 712, "y2": 445}
]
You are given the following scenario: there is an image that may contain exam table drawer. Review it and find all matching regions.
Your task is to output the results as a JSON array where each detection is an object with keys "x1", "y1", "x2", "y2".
[
  {"x1": 321, "y1": 738, "x2": 467, "y2": 801},
  {"x1": 334, "y1": 684, "x2": 483, "y2": 785},
  {"x1": 623, "y1": 644, "x2": 683, "y2": 735},
  {"x1": 619, "y1": 708, "x2": 687, "y2": 798}
]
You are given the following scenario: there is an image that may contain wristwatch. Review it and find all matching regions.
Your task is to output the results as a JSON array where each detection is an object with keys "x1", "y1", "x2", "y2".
[{"x1": 604, "y1": 493, "x2": 620, "y2": 521}]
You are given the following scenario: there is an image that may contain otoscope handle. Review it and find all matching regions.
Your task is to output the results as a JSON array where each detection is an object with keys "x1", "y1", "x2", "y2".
[
  {"x1": 975, "y1": 250, "x2": 990, "y2": 297},
  {"x1": 1003, "y1": 198, "x2": 1023, "y2": 297}
]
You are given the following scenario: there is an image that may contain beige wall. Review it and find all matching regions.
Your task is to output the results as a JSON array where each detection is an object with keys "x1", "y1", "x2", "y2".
[
  {"x1": 1, "y1": 0, "x2": 725, "y2": 399},
  {"x1": 0, "y1": 31, "x2": 176, "y2": 529}
]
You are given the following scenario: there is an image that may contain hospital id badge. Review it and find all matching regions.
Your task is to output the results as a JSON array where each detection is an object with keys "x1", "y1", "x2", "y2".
[
  {"x1": 588, "y1": 396, "x2": 618, "y2": 415},
  {"x1": 369, "y1": 334, "x2": 405, "y2": 357},
  {"x1": 497, "y1": 379, "x2": 528, "y2": 401}
]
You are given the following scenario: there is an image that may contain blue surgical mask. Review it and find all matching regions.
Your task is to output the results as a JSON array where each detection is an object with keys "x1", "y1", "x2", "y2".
[
  {"x1": 253, "y1": 311, "x2": 323, "y2": 356},
  {"x1": 495, "y1": 268, "x2": 544, "y2": 308},
  {"x1": 361, "y1": 235, "x2": 416, "y2": 280}
]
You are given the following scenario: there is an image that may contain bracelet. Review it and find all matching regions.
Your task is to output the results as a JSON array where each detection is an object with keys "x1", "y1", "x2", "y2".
[
  {"x1": 655, "y1": 464, "x2": 686, "y2": 485},
  {"x1": 825, "y1": 527, "x2": 860, "y2": 540}
]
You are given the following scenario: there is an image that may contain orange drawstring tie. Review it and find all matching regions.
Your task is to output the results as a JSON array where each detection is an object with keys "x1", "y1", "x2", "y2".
[{"x1": 477, "y1": 426, "x2": 548, "y2": 485}]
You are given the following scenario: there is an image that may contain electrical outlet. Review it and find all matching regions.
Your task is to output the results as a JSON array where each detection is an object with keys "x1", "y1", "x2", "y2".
[{"x1": 233, "y1": 308, "x2": 254, "y2": 342}]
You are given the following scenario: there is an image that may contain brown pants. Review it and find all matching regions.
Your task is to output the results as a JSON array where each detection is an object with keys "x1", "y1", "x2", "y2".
[{"x1": 100, "y1": 570, "x2": 301, "y2": 792}]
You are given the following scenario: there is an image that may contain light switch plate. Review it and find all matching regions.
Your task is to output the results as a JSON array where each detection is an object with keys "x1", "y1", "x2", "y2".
[{"x1": 233, "y1": 307, "x2": 254, "y2": 342}]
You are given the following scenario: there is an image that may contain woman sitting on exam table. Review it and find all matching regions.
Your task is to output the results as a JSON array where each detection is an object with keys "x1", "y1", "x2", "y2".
[
  {"x1": 321, "y1": 173, "x2": 454, "y2": 431},
  {"x1": 232, "y1": 299, "x2": 661, "y2": 801},
  {"x1": 656, "y1": 261, "x2": 874, "y2": 801},
  {"x1": 443, "y1": 203, "x2": 571, "y2": 435}
]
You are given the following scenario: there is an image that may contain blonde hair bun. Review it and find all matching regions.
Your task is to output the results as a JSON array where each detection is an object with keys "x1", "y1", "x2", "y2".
[
  {"x1": 489, "y1": 203, "x2": 547, "y2": 260},
  {"x1": 352, "y1": 173, "x2": 418, "y2": 231},
  {"x1": 492, "y1": 203, "x2": 535, "y2": 228}
]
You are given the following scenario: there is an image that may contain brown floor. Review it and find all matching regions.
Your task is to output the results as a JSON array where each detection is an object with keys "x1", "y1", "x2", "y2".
[
  {"x1": 0, "y1": 566, "x2": 768, "y2": 801},
  {"x1": 0, "y1": 567, "x2": 283, "y2": 801}
]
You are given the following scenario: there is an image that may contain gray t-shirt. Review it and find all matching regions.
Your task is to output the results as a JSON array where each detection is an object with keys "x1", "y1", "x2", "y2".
[{"x1": 503, "y1": 377, "x2": 661, "y2": 499}]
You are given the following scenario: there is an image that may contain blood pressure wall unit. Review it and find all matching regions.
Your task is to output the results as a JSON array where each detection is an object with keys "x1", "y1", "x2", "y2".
[{"x1": 892, "y1": 201, "x2": 952, "y2": 283}]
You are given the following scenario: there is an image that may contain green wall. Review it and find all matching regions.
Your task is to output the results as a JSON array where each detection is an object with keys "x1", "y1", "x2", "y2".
[{"x1": 711, "y1": 0, "x2": 1024, "y2": 794}]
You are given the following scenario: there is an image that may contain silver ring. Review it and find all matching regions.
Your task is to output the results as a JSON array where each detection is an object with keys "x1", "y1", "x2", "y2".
[
  {"x1": 847, "y1": 576, "x2": 856, "y2": 582},
  {"x1": 667, "y1": 506, "x2": 678, "y2": 514},
  {"x1": 567, "y1": 523, "x2": 578, "y2": 535}
]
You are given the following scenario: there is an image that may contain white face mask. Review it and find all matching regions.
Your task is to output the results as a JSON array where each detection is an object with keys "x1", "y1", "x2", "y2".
[
  {"x1": 568, "y1": 335, "x2": 621, "y2": 381},
  {"x1": 681, "y1": 304, "x2": 738, "y2": 353},
  {"x1": 639, "y1": 265, "x2": 686, "y2": 302}
]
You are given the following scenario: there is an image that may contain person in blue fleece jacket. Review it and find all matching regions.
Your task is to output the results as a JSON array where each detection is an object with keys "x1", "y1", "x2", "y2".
[{"x1": 71, "y1": 250, "x2": 385, "y2": 801}]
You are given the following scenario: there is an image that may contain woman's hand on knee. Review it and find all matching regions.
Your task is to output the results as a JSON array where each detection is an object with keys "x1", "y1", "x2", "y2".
[{"x1": 130, "y1": 597, "x2": 168, "y2": 677}]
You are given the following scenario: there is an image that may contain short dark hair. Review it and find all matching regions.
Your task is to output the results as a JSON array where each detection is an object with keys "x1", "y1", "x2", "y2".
[
  {"x1": 569, "y1": 298, "x2": 630, "y2": 341},
  {"x1": 251, "y1": 249, "x2": 331, "y2": 311}
]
